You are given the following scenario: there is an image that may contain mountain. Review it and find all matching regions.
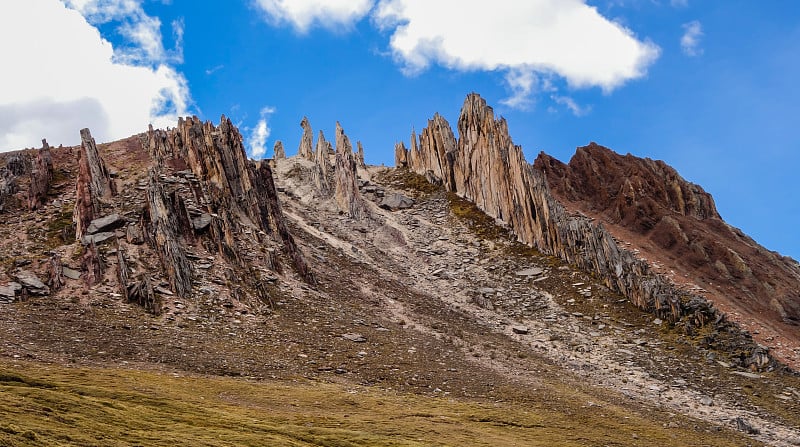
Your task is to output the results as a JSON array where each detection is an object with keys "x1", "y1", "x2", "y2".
[{"x1": 1, "y1": 94, "x2": 799, "y2": 446}]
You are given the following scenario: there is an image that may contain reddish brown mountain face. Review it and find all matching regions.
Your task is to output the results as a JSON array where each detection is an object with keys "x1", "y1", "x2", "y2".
[{"x1": 535, "y1": 143, "x2": 800, "y2": 356}]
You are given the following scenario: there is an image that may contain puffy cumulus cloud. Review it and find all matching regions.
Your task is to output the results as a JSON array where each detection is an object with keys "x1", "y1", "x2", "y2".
[
  {"x1": 374, "y1": 0, "x2": 660, "y2": 109},
  {"x1": 252, "y1": 0, "x2": 374, "y2": 33},
  {"x1": 681, "y1": 20, "x2": 703, "y2": 56},
  {"x1": 0, "y1": 0, "x2": 190, "y2": 151},
  {"x1": 247, "y1": 107, "x2": 276, "y2": 159}
]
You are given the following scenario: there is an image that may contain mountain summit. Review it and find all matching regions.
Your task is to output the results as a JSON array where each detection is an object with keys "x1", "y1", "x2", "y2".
[{"x1": 1, "y1": 94, "x2": 799, "y2": 445}]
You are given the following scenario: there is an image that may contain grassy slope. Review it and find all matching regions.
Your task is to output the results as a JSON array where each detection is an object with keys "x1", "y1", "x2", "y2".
[{"x1": 0, "y1": 362, "x2": 757, "y2": 447}]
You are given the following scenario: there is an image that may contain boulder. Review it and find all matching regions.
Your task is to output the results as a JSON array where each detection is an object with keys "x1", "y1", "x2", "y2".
[
  {"x1": 379, "y1": 193, "x2": 414, "y2": 211},
  {"x1": 86, "y1": 214, "x2": 127, "y2": 234},
  {"x1": 13, "y1": 270, "x2": 50, "y2": 295}
]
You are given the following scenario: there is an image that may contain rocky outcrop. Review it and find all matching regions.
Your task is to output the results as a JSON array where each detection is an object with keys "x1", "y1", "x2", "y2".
[
  {"x1": 398, "y1": 93, "x2": 701, "y2": 321},
  {"x1": 535, "y1": 145, "x2": 719, "y2": 228},
  {"x1": 356, "y1": 141, "x2": 367, "y2": 169},
  {"x1": 0, "y1": 167, "x2": 17, "y2": 212},
  {"x1": 312, "y1": 130, "x2": 332, "y2": 195},
  {"x1": 6, "y1": 154, "x2": 31, "y2": 176},
  {"x1": 28, "y1": 139, "x2": 54, "y2": 211},
  {"x1": 535, "y1": 144, "x2": 800, "y2": 326},
  {"x1": 143, "y1": 115, "x2": 312, "y2": 286},
  {"x1": 394, "y1": 142, "x2": 408, "y2": 168},
  {"x1": 74, "y1": 128, "x2": 116, "y2": 239},
  {"x1": 46, "y1": 254, "x2": 64, "y2": 292},
  {"x1": 143, "y1": 168, "x2": 193, "y2": 297},
  {"x1": 298, "y1": 117, "x2": 314, "y2": 160},
  {"x1": 273, "y1": 141, "x2": 285, "y2": 159},
  {"x1": 333, "y1": 122, "x2": 368, "y2": 219},
  {"x1": 117, "y1": 246, "x2": 159, "y2": 314}
]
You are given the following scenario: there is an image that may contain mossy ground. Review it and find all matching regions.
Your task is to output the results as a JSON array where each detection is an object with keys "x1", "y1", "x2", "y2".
[{"x1": 0, "y1": 362, "x2": 760, "y2": 446}]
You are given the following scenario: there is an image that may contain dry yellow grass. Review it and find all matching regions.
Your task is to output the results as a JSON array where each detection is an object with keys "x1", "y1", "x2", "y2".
[{"x1": 0, "y1": 361, "x2": 759, "y2": 447}]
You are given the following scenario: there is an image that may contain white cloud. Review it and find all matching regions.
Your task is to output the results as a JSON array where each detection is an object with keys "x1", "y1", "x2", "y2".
[
  {"x1": 552, "y1": 95, "x2": 592, "y2": 116},
  {"x1": 0, "y1": 0, "x2": 190, "y2": 151},
  {"x1": 252, "y1": 0, "x2": 374, "y2": 33},
  {"x1": 247, "y1": 107, "x2": 276, "y2": 159},
  {"x1": 500, "y1": 69, "x2": 539, "y2": 110},
  {"x1": 681, "y1": 20, "x2": 703, "y2": 56},
  {"x1": 374, "y1": 0, "x2": 660, "y2": 109}
]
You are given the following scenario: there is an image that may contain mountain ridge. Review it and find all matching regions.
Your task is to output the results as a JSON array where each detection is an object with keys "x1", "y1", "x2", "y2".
[{"x1": 0, "y1": 93, "x2": 799, "y2": 445}]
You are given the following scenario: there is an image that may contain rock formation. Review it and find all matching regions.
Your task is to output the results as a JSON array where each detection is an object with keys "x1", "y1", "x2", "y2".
[
  {"x1": 333, "y1": 122, "x2": 368, "y2": 219},
  {"x1": 356, "y1": 141, "x2": 367, "y2": 169},
  {"x1": 143, "y1": 115, "x2": 313, "y2": 286},
  {"x1": 394, "y1": 142, "x2": 408, "y2": 168},
  {"x1": 0, "y1": 166, "x2": 17, "y2": 212},
  {"x1": 312, "y1": 130, "x2": 332, "y2": 195},
  {"x1": 273, "y1": 140, "x2": 285, "y2": 159},
  {"x1": 398, "y1": 93, "x2": 704, "y2": 321},
  {"x1": 143, "y1": 168, "x2": 194, "y2": 297},
  {"x1": 298, "y1": 117, "x2": 314, "y2": 160},
  {"x1": 535, "y1": 145, "x2": 800, "y2": 326},
  {"x1": 28, "y1": 139, "x2": 53, "y2": 210},
  {"x1": 74, "y1": 128, "x2": 116, "y2": 239}
]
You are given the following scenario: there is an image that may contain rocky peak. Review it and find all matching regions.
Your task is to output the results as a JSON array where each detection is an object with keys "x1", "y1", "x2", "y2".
[
  {"x1": 535, "y1": 143, "x2": 720, "y2": 229},
  {"x1": 273, "y1": 140, "x2": 285, "y2": 159},
  {"x1": 313, "y1": 130, "x2": 333, "y2": 195},
  {"x1": 535, "y1": 143, "x2": 800, "y2": 328},
  {"x1": 333, "y1": 122, "x2": 368, "y2": 219},
  {"x1": 298, "y1": 116, "x2": 314, "y2": 160},
  {"x1": 398, "y1": 93, "x2": 704, "y2": 322}
]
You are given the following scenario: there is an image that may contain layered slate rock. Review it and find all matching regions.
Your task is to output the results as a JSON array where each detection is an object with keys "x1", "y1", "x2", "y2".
[
  {"x1": 536, "y1": 144, "x2": 800, "y2": 326},
  {"x1": 333, "y1": 122, "x2": 368, "y2": 219},
  {"x1": 298, "y1": 117, "x2": 314, "y2": 160},
  {"x1": 28, "y1": 139, "x2": 53, "y2": 210},
  {"x1": 143, "y1": 115, "x2": 313, "y2": 290},
  {"x1": 312, "y1": 130, "x2": 333, "y2": 195},
  {"x1": 398, "y1": 93, "x2": 703, "y2": 321},
  {"x1": 74, "y1": 128, "x2": 116, "y2": 239}
]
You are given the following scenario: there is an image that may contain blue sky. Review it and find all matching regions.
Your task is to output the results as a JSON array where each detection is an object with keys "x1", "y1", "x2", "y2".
[{"x1": 2, "y1": 1, "x2": 799, "y2": 261}]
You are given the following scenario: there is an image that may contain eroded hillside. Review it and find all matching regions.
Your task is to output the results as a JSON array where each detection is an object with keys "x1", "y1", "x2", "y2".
[{"x1": 0, "y1": 97, "x2": 799, "y2": 446}]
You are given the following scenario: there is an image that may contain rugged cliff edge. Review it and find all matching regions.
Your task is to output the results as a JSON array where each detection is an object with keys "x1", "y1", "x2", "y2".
[
  {"x1": 397, "y1": 93, "x2": 797, "y2": 368},
  {"x1": 535, "y1": 144, "x2": 800, "y2": 363}
]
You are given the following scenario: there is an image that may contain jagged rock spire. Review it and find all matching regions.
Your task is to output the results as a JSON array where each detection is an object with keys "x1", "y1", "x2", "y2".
[
  {"x1": 356, "y1": 141, "x2": 367, "y2": 169},
  {"x1": 406, "y1": 93, "x2": 692, "y2": 320},
  {"x1": 312, "y1": 130, "x2": 332, "y2": 195},
  {"x1": 28, "y1": 138, "x2": 53, "y2": 210},
  {"x1": 394, "y1": 141, "x2": 408, "y2": 168},
  {"x1": 74, "y1": 128, "x2": 116, "y2": 239},
  {"x1": 333, "y1": 122, "x2": 368, "y2": 219},
  {"x1": 273, "y1": 140, "x2": 285, "y2": 159},
  {"x1": 298, "y1": 117, "x2": 314, "y2": 160}
]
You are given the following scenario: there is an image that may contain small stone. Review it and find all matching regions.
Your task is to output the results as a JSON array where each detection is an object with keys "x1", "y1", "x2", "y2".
[
  {"x1": 81, "y1": 231, "x2": 115, "y2": 245},
  {"x1": 700, "y1": 396, "x2": 714, "y2": 406},
  {"x1": 511, "y1": 325, "x2": 529, "y2": 335},
  {"x1": 192, "y1": 213, "x2": 212, "y2": 231},
  {"x1": 515, "y1": 267, "x2": 543, "y2": 277},
  {"x1": 86, "y1": 214, "x2": 127, "y2": 234},
  {"x1": 342, "y1": 333, "x2": 366, "y2": 343},
  {"x1": 62, "y1": 267, "x2": 81, "y2": 280}
]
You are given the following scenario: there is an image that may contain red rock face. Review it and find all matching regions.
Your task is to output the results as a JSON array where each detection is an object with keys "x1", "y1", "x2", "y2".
[{"x1": 535, "y1": 144, "x2": 800, "y2": 352}]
